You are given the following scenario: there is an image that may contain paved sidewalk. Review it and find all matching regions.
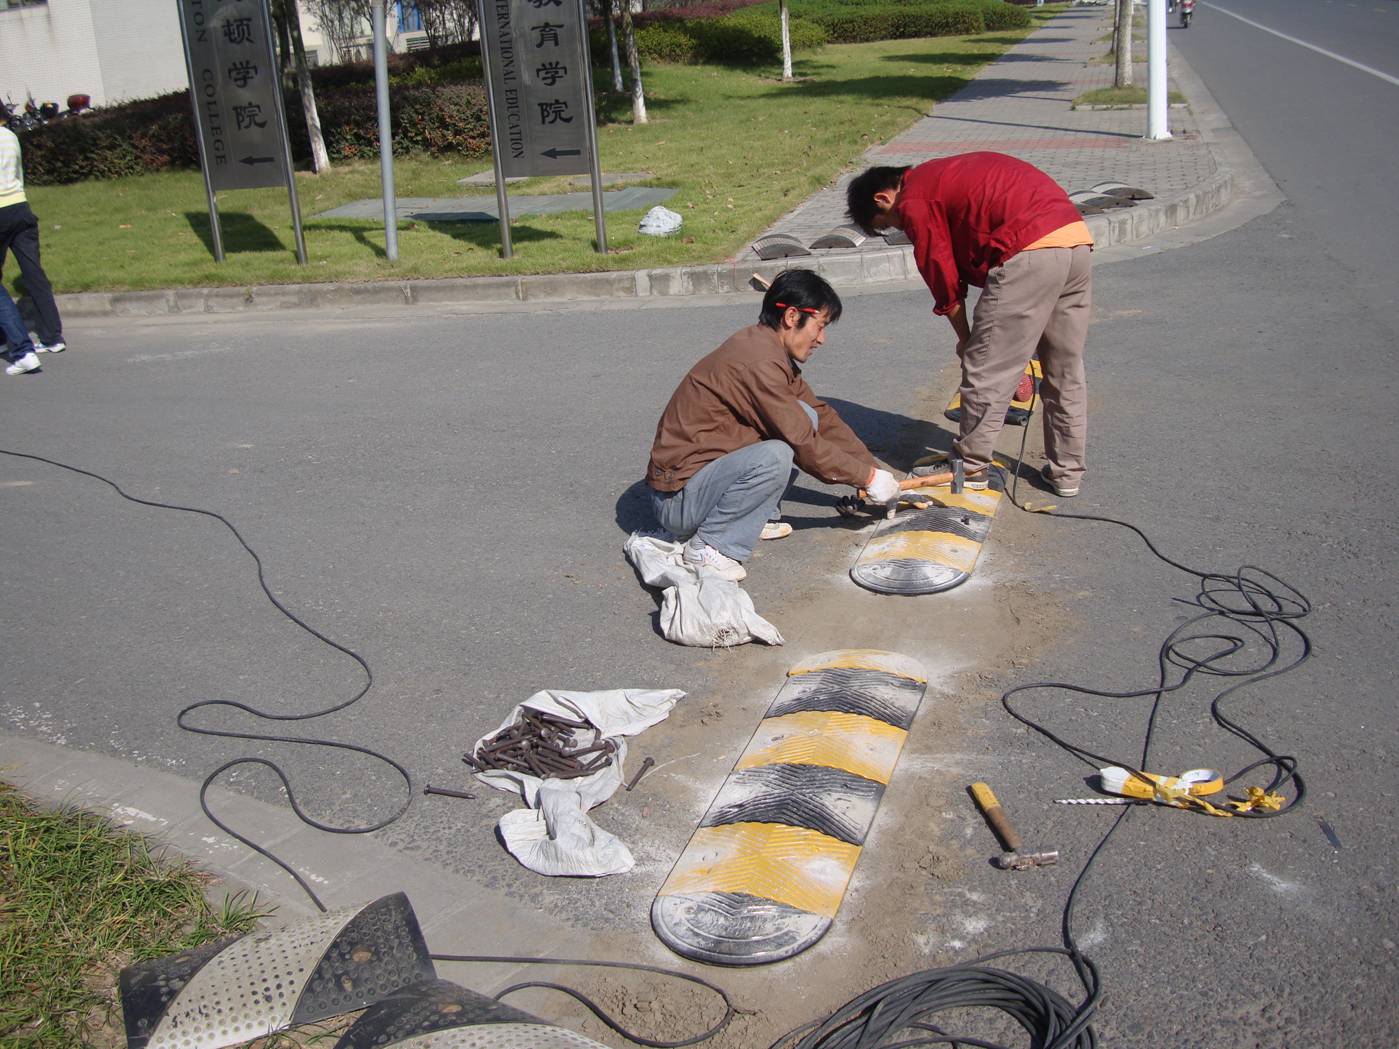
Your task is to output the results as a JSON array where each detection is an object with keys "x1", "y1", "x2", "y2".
[
  {"x1": 751, "y1": 4, "x2": 1222, "y2": 257},
  {"x1": 55, "y1": 6, "x2": 1241, "y2": 320}
]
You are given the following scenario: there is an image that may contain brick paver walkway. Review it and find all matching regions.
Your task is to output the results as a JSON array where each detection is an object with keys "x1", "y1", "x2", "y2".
[{"x1": 751, "y1": 5, "x2": 1216, "y2": 256}]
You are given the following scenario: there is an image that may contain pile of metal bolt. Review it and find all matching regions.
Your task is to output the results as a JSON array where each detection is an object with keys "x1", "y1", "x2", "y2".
[{"x1": 464, "y1": 709, "x2": 616, "y2": 779}]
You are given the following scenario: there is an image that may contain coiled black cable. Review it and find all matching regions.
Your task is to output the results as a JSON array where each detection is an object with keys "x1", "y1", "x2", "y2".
[
  {"x1": 770, "y1": 380, "x2": 1311, "y2": 1049},
  {"x1": 0, "y1": 447, "x2": 734, "y2": 1047}
]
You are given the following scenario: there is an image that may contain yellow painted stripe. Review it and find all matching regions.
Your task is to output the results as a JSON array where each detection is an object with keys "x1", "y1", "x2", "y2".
[
  {"x1": 658, "y1": 823, "x2": 859, "y2": 918},
  {"x1": 899, "y1": 485, "x2": 1002, "y2": 517},
  {"x1": 737, "y1": 711, "x2": 908, "y2": 784},
  {"x1": 862, "y1": 531, "x2": 982, "y2": 574},
  {"x1": 786, "y1": 649, "x2": 927, "y2": 683}
]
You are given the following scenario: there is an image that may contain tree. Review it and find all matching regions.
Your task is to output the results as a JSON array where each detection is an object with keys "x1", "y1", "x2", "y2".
[
  {"x1": 617, "y1": 0, "x2": 648, "y2": 123},
  {"x1": 417, "y1": 0, "x2": 477, "y2": 49},
  {"x1": 604, "y1": 0, "x2": 624, "y2": 93},
  {"x1": 778, "y1": 0, "x2": 793, "y2": 81},
  {"x1": 272, "y1": 0, "x2": 331, "y2": 172},
  {"x1": 303, "y1": 0, "x2": 374, "y2": 63},
  {"x1": 1114, "y1": 0, "x2": 1134, "y2": 87}
]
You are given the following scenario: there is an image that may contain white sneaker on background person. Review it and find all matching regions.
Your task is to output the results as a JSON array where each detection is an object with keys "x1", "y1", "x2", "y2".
[
  {"x1": 5, "y1": 351, "x2": 41, "y2": 375},
  {"x1": 30, "y1": 334, "x2": 65, "y2": 353}
]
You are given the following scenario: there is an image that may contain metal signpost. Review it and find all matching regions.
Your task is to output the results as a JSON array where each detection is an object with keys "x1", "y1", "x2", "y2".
[
  {"x1": 177, "y1": 0, "x2": 307, "y2": 263},
  {"x1": 477, "y1": 0, "x2": 607, "y2": 258}
]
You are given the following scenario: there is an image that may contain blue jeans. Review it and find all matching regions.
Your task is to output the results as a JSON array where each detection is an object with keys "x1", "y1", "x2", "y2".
[
  {"x1": 650, "y1": 403, "x2": 818, "y2": 562},
  {"x1": 0, "y1": 285, "x2": 34, "y2": 363}
]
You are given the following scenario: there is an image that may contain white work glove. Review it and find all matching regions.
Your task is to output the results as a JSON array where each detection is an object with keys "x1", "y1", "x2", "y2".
[{"x1": 865, "y1": 468, "x2": 900, "y2": 504}]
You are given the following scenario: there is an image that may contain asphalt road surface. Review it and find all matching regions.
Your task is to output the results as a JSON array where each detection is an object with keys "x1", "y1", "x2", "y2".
[{"x1": 3, "y1": 8, "x2": 1397, "y2": 1044}]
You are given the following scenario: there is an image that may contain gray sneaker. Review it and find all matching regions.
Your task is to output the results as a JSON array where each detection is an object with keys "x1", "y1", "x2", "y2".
[
  {"x1": 33, "y1": 338, "x2": 65, "y2": 354},
  {"x1": 682, "y1": 539, "x2": 747, "y2": 581},
  {"x1": 5, "y1": 352, "x2": 41, "y2": 376},
  {"x1": 1040, "y1": 465, "x2": 1080, "y2": 498}
]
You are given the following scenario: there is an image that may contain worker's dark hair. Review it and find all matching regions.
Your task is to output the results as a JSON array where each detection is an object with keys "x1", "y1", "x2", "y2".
[
  {"x1": 846, "y1": 165, "x2": 910, "y2": 235},
  {"x1": 759, "y1": 269, "x2": 843, "y2": 330}
]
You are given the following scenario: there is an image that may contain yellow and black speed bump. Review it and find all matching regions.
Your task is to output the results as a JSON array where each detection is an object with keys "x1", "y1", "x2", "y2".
[
  {"x1": 850, "y1": 466, "x2": 1004, "y2": 595},
  {"x1": 945, "y1": 358, "x2": 1042, "y2": 426},
  {"x1": 653, "y1": 650, "x2": 927, "y2": 966}
]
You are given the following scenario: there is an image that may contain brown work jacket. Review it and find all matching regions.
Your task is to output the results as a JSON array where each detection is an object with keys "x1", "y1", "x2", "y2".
[{"x1": 646, "y1": 324, "x2": 876, "y2": 493}]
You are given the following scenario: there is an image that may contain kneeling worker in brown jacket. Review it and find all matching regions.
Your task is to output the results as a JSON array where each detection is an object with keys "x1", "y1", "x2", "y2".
[{"x1": 646, "y1": 269, "x2": 900, "y2": 581}]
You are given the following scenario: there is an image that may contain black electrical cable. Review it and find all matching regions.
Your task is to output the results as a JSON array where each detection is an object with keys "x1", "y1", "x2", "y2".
[
  {"x1": 433, "y1": 952, "x2": 739, "y2": 1049},
  {"x1": 0, "y1": 447, "x2": 735, "y2": 1046},
  {"x1": 770, "y1": 376, "x2": 1312, "y2": 1049}
]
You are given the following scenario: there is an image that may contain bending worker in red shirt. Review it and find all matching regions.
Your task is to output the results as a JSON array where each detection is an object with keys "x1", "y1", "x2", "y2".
[{"x1": 846, "y1": 152, "x2": 1092, "y2": 497}]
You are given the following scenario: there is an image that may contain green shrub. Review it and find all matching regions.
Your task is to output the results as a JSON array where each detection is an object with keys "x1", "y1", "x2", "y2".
[
  {"x1": 311, "y1": 81, "x2": 491, "y2": 160},
  {"x1": 19, "y1": 79, "x2": 491, "y2": 184},
  {"x1": 634, "y1": 22, "x2": 702, "y2": 62},
  {"x1": 981, "y1": 1, "x2": 1032, "y2": 29},
  {"x1": 790, "y1": 0, "x2": 1028, "y2": 41},
  {"x1": 690, "y1": 8, "x2": 828, "y2": 63},
  {"x1": 390, "y1": 57, "x2": 482, "y2": 88}
]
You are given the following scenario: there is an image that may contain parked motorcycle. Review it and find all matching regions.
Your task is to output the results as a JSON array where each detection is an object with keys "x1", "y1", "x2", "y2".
[{"x1": 1180, "y1": 0, "x2": 1195, "y2": 28}]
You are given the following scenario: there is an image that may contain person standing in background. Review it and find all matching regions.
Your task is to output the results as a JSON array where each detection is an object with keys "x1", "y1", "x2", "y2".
[{"x1": 0, "y1": 123, "x2": 65, "y2": 355}]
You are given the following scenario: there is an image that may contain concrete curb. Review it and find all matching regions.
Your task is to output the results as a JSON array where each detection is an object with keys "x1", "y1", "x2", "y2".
[
  {"x1": 56, "y1": 168, "x2": 1232, "y2": 320},
  {"x1": 0, "y1": 731, "x2": 603, "y2": 994}
]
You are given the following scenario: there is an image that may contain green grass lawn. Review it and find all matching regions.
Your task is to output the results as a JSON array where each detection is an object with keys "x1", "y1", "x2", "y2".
[
  {"x1": 18, "y1": 16, "x2": 1061, "y2": 295},
  {"x1": 1074, "y1": 85, "x2": 1187, "y2": 107},
  {"x1": 0, "y1": 780, "x2": 269, "y2": 1048}
]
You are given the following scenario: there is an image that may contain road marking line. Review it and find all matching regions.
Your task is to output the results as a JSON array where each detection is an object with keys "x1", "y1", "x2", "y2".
[{"x1": 1202, "y1": 3, "x2": 1399, "y2": 87}]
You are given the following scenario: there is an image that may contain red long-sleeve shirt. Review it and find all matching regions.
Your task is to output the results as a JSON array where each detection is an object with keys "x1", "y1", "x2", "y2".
[{"x1": 894, "y1": 152, "x2": 1082, "y2": 316}]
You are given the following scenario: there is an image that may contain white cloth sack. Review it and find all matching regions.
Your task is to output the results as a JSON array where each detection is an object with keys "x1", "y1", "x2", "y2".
[
  {"x1": 638, "y1": 205, "x2": 683, "y2": 236},
  {"x1": 624, "y1": 533, "x2": 784, "y2": 648},
  {"x1": 473, "y1": 688, "x2": 684, "y2": 876}
]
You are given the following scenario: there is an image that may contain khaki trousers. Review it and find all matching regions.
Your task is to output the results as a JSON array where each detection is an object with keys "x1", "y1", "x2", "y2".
[{"x1": 953, "y1": 244, "x2": 1091, "y2": 484}]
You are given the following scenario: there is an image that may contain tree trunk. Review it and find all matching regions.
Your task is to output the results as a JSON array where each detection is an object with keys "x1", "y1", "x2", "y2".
[
  {"x1": 607, "y1": 0, "x2": 624, "y2": 92},
  {"x1": 618, "y1": 0, "x2": 647, "y2": 124},
  {"x1": 779, "y1": 0, "x2": 793, "y2": 81},
  {"x1": 1114, "y1": 0, "x2": 1134, "y2": 87},
  {"x1": 287, "y1": 2, "x2": 331, "y2": 172}
]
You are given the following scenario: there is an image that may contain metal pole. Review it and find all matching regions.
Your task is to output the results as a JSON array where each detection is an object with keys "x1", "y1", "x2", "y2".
[
  {"x1": 576, "y1": 0, "x2": 607, "y2": 254},
  {"x1": 176, "y1": 0, "x2": 224, "y2": 262},
  {"x1": 372, "y1": 0, "x2": 399, "y2": 261},
  {"x1": 475, "y1": 0, "x2": 513, "y2": 258},
  {"x1": 1146, "y1": 0, "x2": 1171, "y2": 140},
  {"x1": 264, "y1": 0, "x2": 307, "y2": 264}
]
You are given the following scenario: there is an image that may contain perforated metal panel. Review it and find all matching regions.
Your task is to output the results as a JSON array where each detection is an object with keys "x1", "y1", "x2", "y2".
[
  {"x1": 335, "y1": 980, "x2": 610, "y2": 1049},
  {"x1": 119, "y1": 893, "x2": 435, "y2": 1049},
  {"x1": 388, "y1": 1025, "x2": 610, "y2": 1048}
]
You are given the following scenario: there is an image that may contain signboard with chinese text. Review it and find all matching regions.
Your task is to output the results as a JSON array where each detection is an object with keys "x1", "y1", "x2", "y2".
[
  {"x1": 479, "y1": 0, "x2": 593, "y2": 178},
  {"x1": 178, "y1": 0, "x2": 291, "y2": 192}
]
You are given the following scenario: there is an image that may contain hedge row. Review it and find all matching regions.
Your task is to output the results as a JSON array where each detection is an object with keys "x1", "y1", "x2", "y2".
[
  {"x1": 610, "y1": 8, "x2": 829, "y2": 64},
  {"x1": 20, "y1": 81, "x2": 491, "y2": 185},
  {"x1": 794, "y1": 0, "x2": 1030, "y2": 42},
  {"x1": 608, "y1": 0, "x2": 1027, "y2": 64}
]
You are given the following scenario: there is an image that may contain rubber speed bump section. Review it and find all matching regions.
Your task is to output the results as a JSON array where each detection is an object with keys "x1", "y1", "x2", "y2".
[
  {"x1": 653, "y1": 650, "x2": 927, "y2": 965},
  {"x1": 850, "y1": 471, "x2": 1004, "y2": 595},
  {"x1": 119, "y1": 892, "x2": 434, "y2": 1049},
  {"x1": 335, "y1": 978, "x2": 610, "y2": 1048},
  {"x1": 945, "y1": 357, "x2": 1042, "y2": 426}
]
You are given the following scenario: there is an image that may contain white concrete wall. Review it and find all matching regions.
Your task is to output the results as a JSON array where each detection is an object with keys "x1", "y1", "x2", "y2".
[
  {"x1": 0, "y1": 0, "x2": 190, "y2": 108},
  {"x1": 90, "y1": 0, "x2": 188, "y2": 104},
  {"x1": 0, "y1": 0, "x2": 104, "y2": 108}
]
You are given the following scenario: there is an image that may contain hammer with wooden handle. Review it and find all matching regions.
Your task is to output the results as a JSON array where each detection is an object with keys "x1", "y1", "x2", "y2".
[{"x1": 970, "y1": 781, "x2": 1058, "y2": 871}]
